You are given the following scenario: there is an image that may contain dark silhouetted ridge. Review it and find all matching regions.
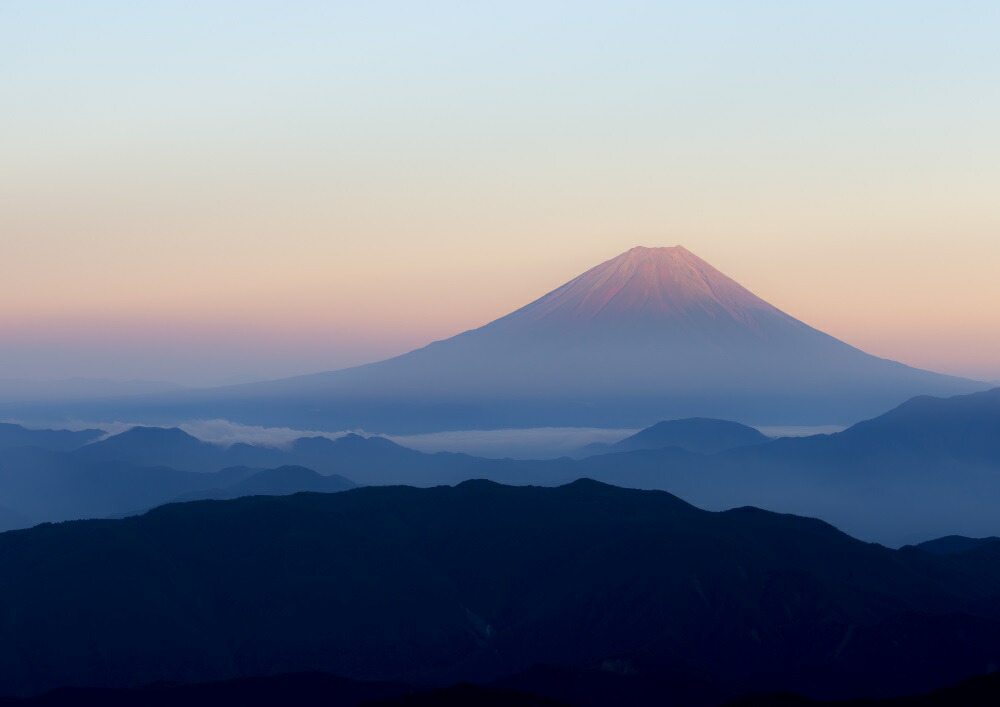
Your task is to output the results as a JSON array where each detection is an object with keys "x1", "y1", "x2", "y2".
[
  {"x1": 914, "y1": 535, "x2": 1000, "y2": 556},
  {"x1": 2, "y1": 481, "x2": 1000, "y2": 701}
]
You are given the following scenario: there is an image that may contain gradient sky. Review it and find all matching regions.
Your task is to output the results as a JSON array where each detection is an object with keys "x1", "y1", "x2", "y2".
[{"x1": 3, "y1": 1, "x2": 999, "y2": 385}]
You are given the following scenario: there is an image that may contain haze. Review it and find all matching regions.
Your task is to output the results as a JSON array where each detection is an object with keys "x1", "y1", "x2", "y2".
[{"x1": 3, "y1": 1, "x2": 999, "y2": 385}]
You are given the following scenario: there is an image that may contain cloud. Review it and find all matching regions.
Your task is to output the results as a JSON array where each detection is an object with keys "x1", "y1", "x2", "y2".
[
  {"x1": 11, "y1": 418, "x2": 367, "y2": 449},
  {"x1": 176, "y1": 420, "x2": 366, "y2": 449},
  {"x1": 8, "y1": 417, "x2": 841, "y2": 456},
  {"x1": 387, "y1": 427, "x2": 637, "y2": 459},
  {"x1": 755, "y1": 425, "x2": 846, "y2": 438}
]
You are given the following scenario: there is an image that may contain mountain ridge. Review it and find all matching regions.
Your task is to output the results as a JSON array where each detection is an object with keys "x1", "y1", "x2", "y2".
[{"x1": 2, "y1": 480, "x2": 1000, "y2": 700}]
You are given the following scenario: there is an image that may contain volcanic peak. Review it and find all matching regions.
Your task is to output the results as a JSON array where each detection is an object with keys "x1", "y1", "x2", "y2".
[{"x1": 504, "y1": 245, "x2": 781, "y2": 329}]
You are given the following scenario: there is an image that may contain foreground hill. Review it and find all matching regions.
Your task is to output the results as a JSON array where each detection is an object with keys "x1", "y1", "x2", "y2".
[
  {"x1": 732, "y1": 670, "x2": 1000, "y2": 705},
  {"x1": 0, "y1": 673, "x2": 564, "y2": 707},
  {"x1": 913, "y1": 536, "x2": 1000, "y2": 556},
  {"x1": 27, "y1": 246, "x2": 983, "y2": 433},
  {"x1": 2, "y1": 481, "x2": 1000, "y2": 702}
]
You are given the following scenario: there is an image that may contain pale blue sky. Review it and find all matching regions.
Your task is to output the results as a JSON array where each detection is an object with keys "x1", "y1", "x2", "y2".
[{"x1": 2, "y1": 2, "x2": 999, "y2": 384}]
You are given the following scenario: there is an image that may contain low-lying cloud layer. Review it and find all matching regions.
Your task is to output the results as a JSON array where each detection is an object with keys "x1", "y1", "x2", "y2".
[
  {"x1": 11, "y1": 419, "x2": 365, "y2": 449},
  {"x1": 176, "y1": 419, "x2": 363, "y2": 449},
  {"x1": 9, "y1": 418, "x2": 846, "y2": 458},
  {"x1": 388, "y1": 427, "x2": 639, "y2": 459}
]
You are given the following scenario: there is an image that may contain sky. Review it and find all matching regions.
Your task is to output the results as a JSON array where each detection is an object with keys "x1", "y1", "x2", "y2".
[{"x1": 2, "y1": 1, "x2": 999, "y2": 386}]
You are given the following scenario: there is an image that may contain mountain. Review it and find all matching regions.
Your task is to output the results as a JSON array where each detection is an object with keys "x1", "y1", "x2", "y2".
[
  {"x1": 4, "y1": 388, "x2": 1000, "y2": 543},
  {"x1": 0, "y1": 423, "x2": 103, "y2": 452},
  {"x1": 0, "y1": 432, "x2": 362, "y2": 529},
  {"x1": 914, "y1": 536, "x2": 1000, "y2": 556},
  {"x1": 566, "y1": 387, "x2": 1000, "y2": 545},
  {"x1": 731, "y1": 670, "x2": 1000, "y2": 705},
  {"x1": 71, "y1": 426, "x2": 286, "y2": 472},
  {"x1": 824, "y1": 386, "x2": 1000, "y2": 464},
  {"x1": 21, "y1": 246, "x2": 984, "y2": 433},
  {"x1": 2, "y1": 481, "x2": 1000, "y2": 701},
  {"x1": 16, "y1": 669, "x2": 1000, "y2": 706},
  {"x1": 70, "y1": 427, "x2": 427, "y2": 476},
  {"x1": 0, "y1": 673, "x2": 565, "y2": 707},
  {"x1": 173, "y1": 465, "x2": 356, "y2": 502},
  {"x1": 574, "y1": 417, "x2": 769, "y2": 457}
]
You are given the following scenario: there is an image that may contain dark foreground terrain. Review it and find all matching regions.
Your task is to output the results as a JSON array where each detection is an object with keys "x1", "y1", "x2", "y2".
[
  {"x1": 1, "y1": 480, "x2": 1000, "y2": 703},
  {"x1": 5, "y1": 668, "x2": 1000, "y2": 707}
]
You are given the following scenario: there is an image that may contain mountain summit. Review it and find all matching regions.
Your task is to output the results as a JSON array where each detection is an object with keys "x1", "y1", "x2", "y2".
[
  {"x1": 488, "y1": 246, "x2": 816, "y2": 349},
  {"x1": 71, "y1": 246, "x2": 984, "y2": 432},
  {"x1": 502, "y1": 245, "x2": 780, "y2": 328}
]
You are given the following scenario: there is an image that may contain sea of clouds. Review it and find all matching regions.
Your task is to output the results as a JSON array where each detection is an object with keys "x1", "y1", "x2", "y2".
[{"x1": 8, "y1": 418, "x2": 845, "y2": 458}]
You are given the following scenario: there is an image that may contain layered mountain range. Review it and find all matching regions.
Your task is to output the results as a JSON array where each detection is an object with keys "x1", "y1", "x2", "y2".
[{"x1": 1, "y1": 387, "x2": 999, "y2": 544}]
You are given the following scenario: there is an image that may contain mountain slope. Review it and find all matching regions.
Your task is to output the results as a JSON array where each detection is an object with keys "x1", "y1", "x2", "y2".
[
  {"x1": 0, "y1": 433, "x2": 362, "y2": 528},
  {"x1": 1, "y1": 481, "x2": 1000, "y2": 701},
  {"x1": 173, "y1": 465, "x2": 356, "y2": 502},
  {"x1": 575, "y1": 417, "x2": 769, "y2": 457},
  {"x1": 589, "y1": 387, "x2": 1000, "y2": 545},
  {"x1": 0, "y1": 423, "x2": 103, "y2": 452},
  {"x1": 0, "y1": 673, "x2": 565, "y2": 707},
  {"x1": 33, "y1": 246, "x2": 983, "y2": 433},
  {"x1": 72, "y1": 426, "x2": 287, "y2": 472},
  {"x1": 913, "y1": 536, "x2": 1000, "y2": 556}
]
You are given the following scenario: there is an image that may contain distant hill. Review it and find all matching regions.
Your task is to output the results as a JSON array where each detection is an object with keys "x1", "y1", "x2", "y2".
[
  {"x1": 71, "y1": 426, "x2": 289, "y2": 472},
  {"x1": 0, "y1": 438, "x2": 359, "y2": 530},
  {"x1": 574, "y1": 418, "x2": 769, "y2": 457},
  {"x1": 173, "y1": 466, "x2": 356, "y2": 502},
  {"x1": 1, "y1": 481, "x2": 1000, "y2": 701},
  {"x1": 913, "y1": 535, "x2": 1000, "y2": 556},
  {"x1": 24, "y1": 246, "x2": 984, "y2": 433},
  {"x1": 69, "y1": 426, "x2": 421, "y2": 474},
  {"x1": 825, "y1": 386, "x2": 1000, "y2": 464},
  {"x1": 4, "y1": 389, "x2": 1000, "y2": 544},
  {"x1": 0, "y1": 423, "x2": 103, "y2": 452}
]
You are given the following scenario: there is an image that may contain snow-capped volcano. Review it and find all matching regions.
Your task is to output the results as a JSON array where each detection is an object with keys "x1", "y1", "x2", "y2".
[
  {"x1": 69, "y1": 246, "x2": 986, "y2": 433},
  {"x1": 485, "y1": 245, "x2": 817, "y2": 347},
  {"x1": 502, "y1": 245, "x2": 779, "y2": 327}
]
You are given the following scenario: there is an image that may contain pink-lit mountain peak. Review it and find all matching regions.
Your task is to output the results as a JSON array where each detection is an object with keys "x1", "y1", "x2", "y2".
[
  {"x1": 125, "y1": 244, "x2": 984, "y2": 433},
  {"x1": 510, "y1": 245, "x2": 780, "y2": 327}
]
